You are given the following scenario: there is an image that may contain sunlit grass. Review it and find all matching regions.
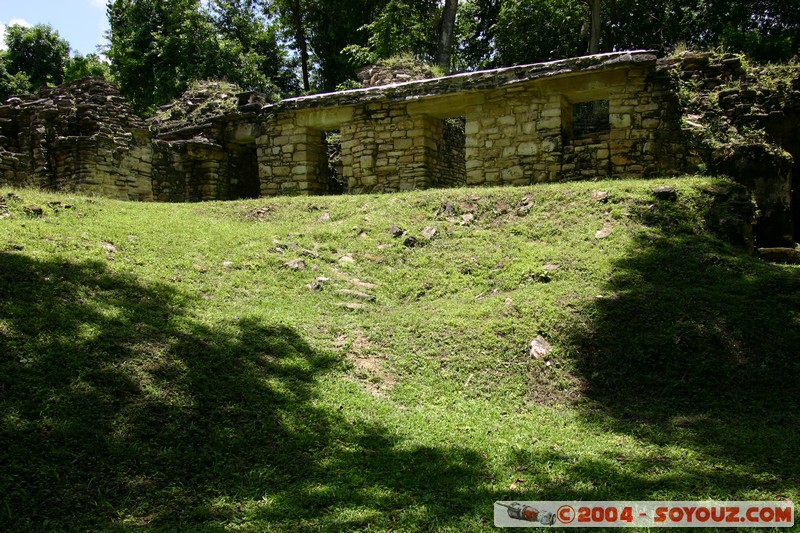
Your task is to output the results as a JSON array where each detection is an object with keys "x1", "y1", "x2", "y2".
[{"x1": 1, "y1": 179, "x2": 798, "y2": 531}]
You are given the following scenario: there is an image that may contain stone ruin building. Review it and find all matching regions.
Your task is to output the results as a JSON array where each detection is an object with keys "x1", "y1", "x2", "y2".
[{"x1": 1, "y1": 50, "x2": 798, "y2": 246}]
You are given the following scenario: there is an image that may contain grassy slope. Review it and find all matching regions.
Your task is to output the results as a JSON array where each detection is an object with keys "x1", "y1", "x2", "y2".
[{"x1": 1, "y1": 178, "x2": 798, "y2": 532}]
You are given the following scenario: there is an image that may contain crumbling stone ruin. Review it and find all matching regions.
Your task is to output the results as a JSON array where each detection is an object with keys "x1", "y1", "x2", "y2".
[
  {"x1": 663, "y1": 51, "x2": 800, "y2": 246},
  {"x1": 0, "y1": 78, "x2": 153, "y2": 200},
  {"x1": 0, "y1": 50, "x2": 798, "y2": 245},
  {"x1": 356, "y1": 58, "x2": 439, "y2": 88}
]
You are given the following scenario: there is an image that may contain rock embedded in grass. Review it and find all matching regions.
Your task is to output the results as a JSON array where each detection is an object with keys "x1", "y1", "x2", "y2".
[
  {"x1": 652, "y1": 185, "x2": 678, "y2": 200},
  {"x1": 337, "y1": 289, "x2": 376, "y2": 301},
  {"x1": 23, "y1": 205, "x2": 43, "y2": 217},
  {"x1": 529, "y1": 336, "x2": 553, "y2": 359},
  {"x1": 403, "y1": 235, "x2": 419, "y2": 247},
  {"x1": 284, "y1": 258, "x2": 306, "y2": 269}
]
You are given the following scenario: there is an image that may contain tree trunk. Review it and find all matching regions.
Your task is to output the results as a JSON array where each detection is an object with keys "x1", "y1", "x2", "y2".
[
  {"x1": 437, "y1": 0, "x2": 459, "y2": 73},
  {"x1": 290, "y1": 0, "x2": 310, "y2": 91},
  {"x1": 605, "y1": 0, "x2": 616, "y2": 52},
  {"x1": 588, "y1": 0, "x2": 601, "y2": 54}
]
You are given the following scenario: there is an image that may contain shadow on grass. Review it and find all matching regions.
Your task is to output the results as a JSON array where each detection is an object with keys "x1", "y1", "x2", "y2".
[
  {"x1": 0, "y1": 252, "x2": 492, "y2": 531},
  {"x1": 564, "y1": 192, "x2": 800, "y2": 500}
]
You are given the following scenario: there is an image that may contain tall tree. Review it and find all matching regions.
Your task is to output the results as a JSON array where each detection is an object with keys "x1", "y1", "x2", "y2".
[
  {"x1": 271, "y1": 0, "x2": 311, "y2": 91},
  {"x1": 108, "y1": 0, "x2": 295, "y2": 114},
  {"x1": 453, "y1": 0, "x2": 502, "y2": 70},
  {"x1": 586, "y1": 0, "x2": 601, "y2": 54},
  {"x1": 210, "y1": 0, "x2": 299, "y2": 95},
  {"x1": 107, "y1": 0, "x2": 218, "y2": 113},
  {"x1": 0, "y1": 53, "x2": 33, "y2": 101},
  {"x1": 64, "y1": 53, "x2": 111, "y2": 82},
  {"x1": 304, "y1": 0, "x2": 389, "y2": 91},
  {"x1": 340, "y1": 0, "x2": 441, "y2": 78},
  {"x1": 493, "y1": 0, "x2": 585, "y2": 66},
  {"x1": 4, "y1": 24, "x2": 70, "y2": 89},
  {"x1": 603, "y1": 0, "x2": 797, "y2": 60},
  {"x1": 437, "y1": 0, "x2": 459, "y2": 71}
]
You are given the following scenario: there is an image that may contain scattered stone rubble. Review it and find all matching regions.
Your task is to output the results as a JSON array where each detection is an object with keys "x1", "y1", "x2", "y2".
[{"x1": 356, "y1": 58, "x2": 438, "y2": 88}]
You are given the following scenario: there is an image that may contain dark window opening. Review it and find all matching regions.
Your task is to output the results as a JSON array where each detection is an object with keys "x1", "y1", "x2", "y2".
[
  {"x1": 572, "y1": 99, "x2": 610, "y2": 138},
  {"x1": 231, "y1": 144, "x2": 260, "y2": 199},
  {"x1": 438, "y1": 116, "x2": 466, "y2": 187},
  {"x1": 324, "y1": 130, "x2": 345, "y2": 194}
]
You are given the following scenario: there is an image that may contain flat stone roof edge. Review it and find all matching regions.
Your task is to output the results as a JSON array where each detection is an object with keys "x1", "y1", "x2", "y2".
[{"x1": 264, "y1": 50, "x2": 658, "y2": 115}]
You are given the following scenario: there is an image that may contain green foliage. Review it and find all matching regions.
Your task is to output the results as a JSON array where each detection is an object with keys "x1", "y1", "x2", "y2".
[
  {"x1": 451, "y1": 0, "x2": 799, "y2": 71},
  {"x1": 3, "y1": 23, "x2": 70, "y2": 89},
  {"x1": 453, "y1": 0, "x2": 502, "y2": 71},
  {"x1": 107, "y1": 0, "x2": 215, "y2": 114},
  {"x1": 334, "y1": 79, "x2": 361, "y2": 91},
  {"x1": 606, "y1": 0, "x2": 799, "y2": 62},
  {"x1": 107, "y1": 0, "x2": 295, "y2": 115},
  {"x1": 209, "y1": 0, "x2": 300, "y2": 95},
  {"x1": 1, "y1": 179, "x2": 798, "y2": 530},
  {"x1": 343, "y1": 0, "x2": 438, "y2": 66},
  {"x1": 0, "y1": 53, "x2": 33, "y2": 101},
  {"x1": 64, "y1": 53, "x2": 111, "y2": 82},
  {"x1": 303, "y1": 0, "x2": 388, "y2": 91},
  {"x1": 494, "y1": 0, "x2": 586, "y2": 66}
]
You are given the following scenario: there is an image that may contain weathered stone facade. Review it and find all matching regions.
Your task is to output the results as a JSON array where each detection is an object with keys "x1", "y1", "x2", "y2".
[
  {"x1": 0, "y1": 50, "x2": 797, "y2": 243},
  {"x1": 256, "y1": 51, "x2": 688, "y2": 194},
  {"x1": 0, "y1": 79, "x2": 153, "y2": 200},
  {"x1": 0, "y1": 51, "x2": 689, "y2": 201}
]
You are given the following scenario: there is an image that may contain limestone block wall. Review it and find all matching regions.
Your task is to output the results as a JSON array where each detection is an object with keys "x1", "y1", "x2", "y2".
[
  {"x1": 0, "y1": 151, "x2": 31, "y2": 187},
  {"x1": 341, "y1": 103, "x2": 439, "y2": 193},
  {"x1": 256, "y1": 116, "x2": 333, "y2": 196},
  {"x1": 607, "y1": 65, "x2": 687, "y2": 177},
  {"x1": 465, "y1": 89, "x2": 558, "y2": 186},
  {"x1": 50, "y1": 133, "x2": 154, "y2": 200},
  {"x1": 151, "y1": 139, "x2": 229, "y2": 202},
  {"x1": 429, "y1": 117, "x2": 466, "y2": 187},
  {"x1": 0, "y1": 78, "x2": 154, "y2": 200},
  {"x1": 463, "y1": 66, "x2": 686, "y2": 187}
]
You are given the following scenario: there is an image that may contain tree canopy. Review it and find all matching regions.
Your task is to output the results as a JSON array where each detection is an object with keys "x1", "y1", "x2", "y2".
[
  {"x1": 1, "y1": 23, "x2": 70, "y2": 100},
  {"x1": 3, "y1": 0, "x2": 798, "y2": 113}
]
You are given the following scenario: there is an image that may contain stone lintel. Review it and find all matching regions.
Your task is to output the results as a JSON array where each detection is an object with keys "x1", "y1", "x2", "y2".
[{"x1": 293, "y1": 106, "x2": 355, "y2": 129}]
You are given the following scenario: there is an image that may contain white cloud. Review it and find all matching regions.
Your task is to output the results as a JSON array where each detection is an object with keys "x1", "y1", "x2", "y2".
[
  {"x1": 89, "y1": 0, "x2": 107, "y2": 8},
  {"x1": 9, "y1": 18, "x2": 32, "y2": 28},
  {"x1": 3, "y1": 18, "x2": 38, "y2": 51},
  {"x1": 1, "y1": 19, "x2": 33, "y2": 50}
]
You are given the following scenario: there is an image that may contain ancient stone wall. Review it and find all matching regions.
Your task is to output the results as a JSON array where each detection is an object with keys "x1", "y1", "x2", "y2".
[
  {"x1": 150, "y1": 83, "x2": 267, "y2": 201},
  {"x1": 0, "y1": 78, "x2": 153, "y2": 200},
  {"x1": 455, "y1": 60, "x2": 684, "y2": 186},
  {"x1": 256, "y1": 117, "x2": 335, "y2": 196},
  {"x1": 340, "y1": 102, "x2": 443, "y2": 192},
  {"x1": 431, "y1": 117, "x2": 466, "y2": 187},
  {"x1": 1, "y1": 50, "x2": 797, "y2": 247},
  {"x1": 0, "y1": 53, "x2": 684, "y2": 202}
]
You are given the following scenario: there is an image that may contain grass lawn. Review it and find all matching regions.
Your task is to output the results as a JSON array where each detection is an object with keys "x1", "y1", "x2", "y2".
[{"x1": 1, "y1": 177, "x2": 798, "y2": 531}]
